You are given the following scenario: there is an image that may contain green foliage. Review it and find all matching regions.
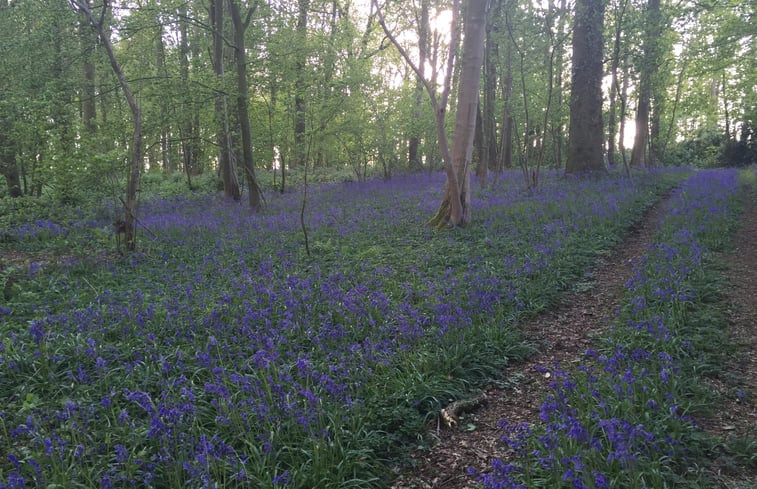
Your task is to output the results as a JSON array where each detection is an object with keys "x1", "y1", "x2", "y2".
[{"x1": 665, "y1": 128, "x2": 726, "y2": 167}]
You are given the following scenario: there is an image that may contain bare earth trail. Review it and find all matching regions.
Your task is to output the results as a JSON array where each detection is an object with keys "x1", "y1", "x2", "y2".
[
  {"x1": 392, "y1": 191, "x2": 678, "y2": 489},
  {"x1": 698, "y1": 184, "x2": 757, "y2": 488}
]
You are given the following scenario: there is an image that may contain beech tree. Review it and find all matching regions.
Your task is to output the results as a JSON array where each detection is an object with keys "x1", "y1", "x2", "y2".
[
  {"x1": 376, "y1": 0, "x2": 488, "y2": 227},
  {"x1": 565, "y1": 0, "x2": 605, "y2": 174}
]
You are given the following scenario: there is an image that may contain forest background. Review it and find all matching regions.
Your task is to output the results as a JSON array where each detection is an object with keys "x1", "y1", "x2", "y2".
[{"x1": 0, "y1": 0, "x2": 755, "y2": 221}]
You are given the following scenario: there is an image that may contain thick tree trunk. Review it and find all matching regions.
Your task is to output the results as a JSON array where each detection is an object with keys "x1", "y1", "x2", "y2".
[
  {"x1": 229, "y1": 0, "x2": 262, "y2": 211},
  {"x1": 211, "y1": 0, "x2": 240, "y2": 200},
  {"x1": 565, "y1": 0, "x2": 606, "y2": 174}
]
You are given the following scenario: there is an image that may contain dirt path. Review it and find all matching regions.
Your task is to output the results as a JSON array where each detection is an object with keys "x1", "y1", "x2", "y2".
[
  {"x1": 699, "y1": 184, "x2": 757, "y2": 488},
  {"x1": 392, "y1": 193, "x2": 676, "y2": 489}
]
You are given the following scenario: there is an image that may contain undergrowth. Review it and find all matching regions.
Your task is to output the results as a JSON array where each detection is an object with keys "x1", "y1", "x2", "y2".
[
  {"x1": 1, "y1": 169, "x2": 688, "y2": 488},
  {"x1": 476, "y1": 169, "x2": 748, "y2": 489}
]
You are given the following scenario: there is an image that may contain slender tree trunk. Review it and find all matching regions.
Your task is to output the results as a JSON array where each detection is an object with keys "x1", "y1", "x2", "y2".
[
  {"x1": 408, "y1": 0, "x2": 429, "y2": 170},
  {"x1": 294, "y1": 0, "x2": 310, "y2": 167},
  {"x1": 156, "y1": 23, "x2": 171, "y2": 172},
  {"x1": 178, "y1": 4, "x2": 196, "y2": 178},
  {"x1": 474, "y1": 101, "x2": 486, "y2": 183},
  {"x1": 229, "y1": 0, "x2": 262, "y2": 210},
  {"x1": 722, "y1": 71, "x2": 731, "y2": 140},
  {"x1": 72, "y1": 0, "x2": 142, "y2": 252},
  {"x1": 565, "y1": 0, "x2": 606, "y2": 174},
  {"x1": 630, "y1": 0, "x2": 660, "y2": 168},
  {"x1": 659, "y1": 56, "x2": 687, "y2": 162},
  {"x1": 607, "y1": 0, "x2": 628, "y2": 167},
  {"x1": 550, "y1": 0, "x2": 568, "y2": 168},
  {"x1": 500, "y1": 36, "x2": 514, "y2": 170},
  {"x1": 480, "y1": 1, "x2": 500, "y2": 182},
  {"x1": 619, "y1": 52, "x2": 630, "y2": 172},
  {"x1": 79, "y1": 18, "x2": 97, "y2": 135}
]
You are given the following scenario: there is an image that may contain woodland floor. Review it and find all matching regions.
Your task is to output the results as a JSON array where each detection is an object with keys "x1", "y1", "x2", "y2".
[
  {"x1": 697, "y1": 185, "x2": 757, "y2": 488},
  {"x1": 391, "y1": 185, "x2": 757, "y2": 489}
]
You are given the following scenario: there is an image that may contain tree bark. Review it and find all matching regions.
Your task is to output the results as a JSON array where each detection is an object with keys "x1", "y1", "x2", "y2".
[
  {"x1": 565, "y1": 0, "x2": 606, "y2": 174},
  {"x1": 630, "y1": 0, "x2": 660, "y2": 168},
  {"x1": 72, "y1": 0, "x2": 142, "y2": 252},
  {"x1": 211, "y1": 0, "x2": 240, "y2": 200},
  {"x1": 228, "y1": 0, "x2": 263, "y2": 211},
  {"x1": 178, "y1": 3, "x2": 197, "y2": 178},
  {"x1": 480, "y1": 1, "x2": 500, "y2": 182},
  {"x1": 294, "y1": 0, "x2": 310, "y2": 167},
  {"x1": 79, "y1": 17, "x2": 97, "y2": 135},
  {"x1": 619, "y1": 52, "x2": 630, "y2": 172},
  {"x1": 607, "y1": 0, "x2": 628, "y2": 167},
  {"x1": 154, "y1": 23, "x2": 171, "y2": 172},
  {"x1": 408, "y1": 0, "x2": 429, "y2": 170},
  {"x1": 430, "y1": 0, "x2": 488, "y2": 227},
  {"x1": 499, "y1": 33, "x2": 514, "y2": 171}
]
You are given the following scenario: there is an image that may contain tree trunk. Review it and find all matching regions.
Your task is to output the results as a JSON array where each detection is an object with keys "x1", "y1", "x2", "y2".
[
  {"x1": 550, "y1": 0, "x2": 568, "y2": 168},
  {"x1": 79, "y1": 17, "x2": 97, "y2": 135},
  {"x1": 294, "y1": 0, "x2": 310, "y2": 167},
  {"x1": 430, "y1": 0, "x2": 488, "y2": 227},
  {"x1": 178, "y1": 4, "x2": 196, "y2": 178},
  {"x1": 500, "y1": 36, "x2": 514, "y2": 170},
  {"x1": 0, "y1": 128, "x2": 22, "y2": 198},
  {"x1": 229, "y1": 0, "x2": 263, "y2": 211},
  {"x1": 619, "y1": 52, "x2": 630, "y2": 172},
  {"x1": 474, "y1": 101, "x2": 486, "y2": 184},
  {"x1": 607, "y1": 0, "x2": 628, "y2": 167},
  {"x1": 565, "y1": 0, "x2": 606, "y2": 174},
  {"x1": 721, "y1": 70, "x2": 731, "y2": 140},
  {"x1": 630, "y1": 0, "x2": 660, "y2": 168},
  {"x1": 408, "y1": 0, "x2": 429, "y2": 170},
  {"x1": 481, "y1": 2, "x2": 500, "y2": 180},
  {"x1": 72, "y1": 0, "x2": 142, "y2": 252},
  {"x1": 155, "y1": 23, "x2": 171, "y2": 172},
  {"x1": 212, "y1": 0, "x2": 240, "y2": 200}
]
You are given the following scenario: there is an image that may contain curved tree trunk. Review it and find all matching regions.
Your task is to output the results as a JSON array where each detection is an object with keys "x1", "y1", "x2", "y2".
[
  {"x1": 72, "y1": 0, "x2": 142, "y2": 252},
  {"x1": 429, "y1": 0, "x2": 488, "y2": 227}
]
